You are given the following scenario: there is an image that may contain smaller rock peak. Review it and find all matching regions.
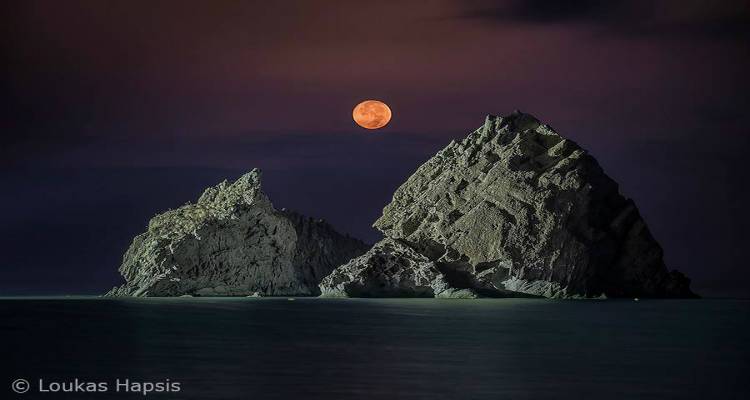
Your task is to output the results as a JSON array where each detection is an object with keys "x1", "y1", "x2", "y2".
[
  {"x1": 197, "y1": 168, "x2": 266, "y2": 207},
  {"x1": 234, "y1": 168, "x2": 263, "y2": 188},
  {"x1": 504, "y1": 110, "x2": 540, "y2": 131},
  {"x1": 483, "y1": 110, "x2": 540, "y2": 126},
  {"x1": 482, "y1": 115, "x2": 498, "y2": 135},
  {"x1": 481, "y1": 111, "x2": 541, "y2": 138}
]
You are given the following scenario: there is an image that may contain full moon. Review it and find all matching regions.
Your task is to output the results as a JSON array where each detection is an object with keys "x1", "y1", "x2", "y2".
[{"x1": 352, "y1": 100, "x2": 392, "y2": 130}]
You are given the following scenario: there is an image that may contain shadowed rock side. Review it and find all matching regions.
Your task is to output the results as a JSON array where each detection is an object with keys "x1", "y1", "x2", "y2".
[
  {"x1": 320, "y1": 238, "x2": 450, "y2": 298},
  {"x1": 106, "y1": 169, "x2": 368, "y2": 297},
  {"x1": 319, "y1": 238, "x2": 541, "y2": 298},
  {"x1": 328, "y1": 111, "x2": 696, "y2": 298}
]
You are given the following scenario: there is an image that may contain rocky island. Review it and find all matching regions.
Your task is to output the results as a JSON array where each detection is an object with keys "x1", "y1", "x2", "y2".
[
  {"x1": 106, "y1": 169, "x2": 368, "y2": 297},
  {"x1": 321, "y1": 111, "x2": 695, "y2": 298},
  {"x1": 108, "y1": 112, "x2": 695, "y2": 298}
]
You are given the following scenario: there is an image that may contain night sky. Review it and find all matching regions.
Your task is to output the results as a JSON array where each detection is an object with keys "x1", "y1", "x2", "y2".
[{"x1": 3, "y1": 0, "x2": 749, "y2": 296}]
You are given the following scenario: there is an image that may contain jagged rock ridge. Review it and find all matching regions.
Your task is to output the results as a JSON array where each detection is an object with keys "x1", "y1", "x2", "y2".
[
  {"x1": 321, "y1": 111, "x2": 695, "y2": 298},
  {"x1": 106, "y1": 169, "x2": 368, "y2": 297}
]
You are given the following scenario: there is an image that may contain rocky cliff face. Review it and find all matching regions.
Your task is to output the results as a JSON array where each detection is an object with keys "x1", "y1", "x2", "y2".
[
  {"x1": 320, "y1": 238, "x2": 450, "y2": 298},
  {"x1": 321, "y1": 111, "x2": 695, "y2": 298},
  {"x1": 320, "y1": 238, "x2": 539, "y2": 298},
  {"x1": 106, "y1": 169, "x2": 368, "y2": 297}
]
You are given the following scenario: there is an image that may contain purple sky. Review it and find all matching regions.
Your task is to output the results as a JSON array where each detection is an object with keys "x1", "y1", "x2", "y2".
[{"x1": 2, "y1": 0, "x2": 749, "y2": 296}]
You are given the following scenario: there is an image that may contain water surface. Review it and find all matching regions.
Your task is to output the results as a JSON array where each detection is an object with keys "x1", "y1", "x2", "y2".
[{"x1": 2, "y1": 298, "x2": 748, "y2": 399}]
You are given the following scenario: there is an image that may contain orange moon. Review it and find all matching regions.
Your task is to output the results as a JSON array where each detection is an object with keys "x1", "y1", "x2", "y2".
[{"x1": 352, "y1": 100, "x2": 392, "y2": 130}]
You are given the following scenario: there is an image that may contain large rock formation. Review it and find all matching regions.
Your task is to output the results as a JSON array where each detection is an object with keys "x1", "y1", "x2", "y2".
[
  {"x1": 106, "y1": 169, "x2": 368, "y2": 297},
  {"x1": 322, "y1": 111, "x2": 695, "y2": 298}
]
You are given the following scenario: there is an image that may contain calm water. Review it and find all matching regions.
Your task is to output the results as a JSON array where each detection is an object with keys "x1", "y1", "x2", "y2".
[{"x1": 2, "y1": 298, "x2": 748, "y2": 399}]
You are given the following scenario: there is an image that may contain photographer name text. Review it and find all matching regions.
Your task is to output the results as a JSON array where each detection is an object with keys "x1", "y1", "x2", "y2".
[{"x1": 11, "y1": 378, "x2": 181, "y2": 395}]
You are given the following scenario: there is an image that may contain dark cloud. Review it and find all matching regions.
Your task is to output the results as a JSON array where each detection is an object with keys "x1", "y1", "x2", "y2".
[
  {"x1": 460, "y1": 0, "x2": 628, "y2": 23},
  {"x1": 458, "y1": 0, "x2": 750, "y2": 40}
]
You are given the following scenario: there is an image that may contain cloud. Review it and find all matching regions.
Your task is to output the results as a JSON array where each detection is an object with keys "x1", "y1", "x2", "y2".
[
  {"x1": 459, "y1": 0, "x2": 627, "y2": 23},
  {"x1": 455, "y1": 0, "x2": 750, "y2": 40}
]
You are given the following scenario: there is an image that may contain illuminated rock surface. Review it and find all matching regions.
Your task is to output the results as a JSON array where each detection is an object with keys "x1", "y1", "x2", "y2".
[
  {"x1": 321, "y1": 238, "x2": 459, "y2": 298},
  {"x1": 328, "y1": 111, "x2": 695, "y2": 298},
  {"x1": 106, "y1": 169, "x2": 367, "y2": 297}
]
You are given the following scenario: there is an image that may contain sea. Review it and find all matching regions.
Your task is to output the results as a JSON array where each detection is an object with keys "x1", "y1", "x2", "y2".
[{"x1": 2, "y1": 298, "x2": 748, "y2": 399}]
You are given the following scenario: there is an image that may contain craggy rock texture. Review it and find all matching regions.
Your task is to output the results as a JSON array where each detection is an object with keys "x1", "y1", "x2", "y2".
[
  {"x1": 319, "y1": 238, "x2": 539, "y2": 298},
  {"x1": 338, "y1": 111, "x2": 695, "y2": 298},
  {"x1": 320, "y1": 238, "x2": 451, "y2": 298},
  {"x1": 106, "y1": 169, "x2": 367, "y2": 297}
]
